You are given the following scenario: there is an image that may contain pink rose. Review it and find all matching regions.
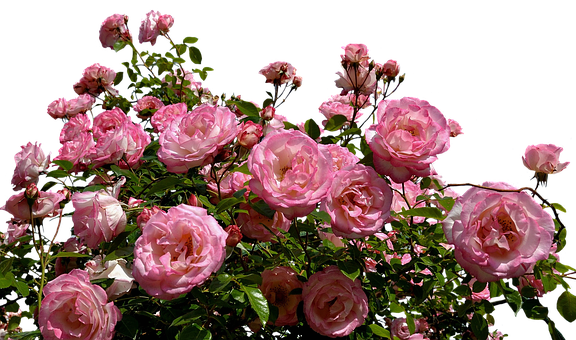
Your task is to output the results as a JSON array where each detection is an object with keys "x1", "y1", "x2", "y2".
[
  {"x1": 203, "y1": 165, "x2": 251, "y2": 203},
  {"x1": 238, "y1": 121, "x2": 263, "y2": 149},
  {"x1": 248, "y1": 130, "x2": 333, "y2": 220},
  {"x1": 442, "y1": 182, "x2": 555, "y2": 282},
  {"x1": 260, "y1": 105, "x2": 275, "y2": 120},
  {"x1": 467, "y1": 278, "x2": 491, "y2": 302},
  {"x1": 224, "y1": 224, "x2": 243, "y2": 247},
  {"x1": 151, "y1": 103, "x2": 188, "y2": 133},
  {"x1": 158, "y1": 104, "x2": 238, "y2": 173},
  {"x1": 139, "y1": 10, "x2": 161, "y2": 45},
  {"x1": 260, "y1": 266, "x2": 303, "y2": 326},
  {"x1": 522, "y1": 144, "x2": 569, "y2": 185},
  {"x1": 39, "y1": 269, "x2": 121, "y2": 340},
  {"x1": 366, "y1": 97, "x2": 450, "y2": 183},
  {"x1": 318, "y1": 229, "x2": 346, "y2": 248},
  {"x1": 93, "y1": 108, "x2": 131, "y2": 139},
  {"x1": 137, "y1": 206, "x2": 162, "y2": 230},
  {"x1": 517, "y1": 274, "x2": 545, "y2": 297},
  {"x1": 132, "y1": 204, "x2": 227, "y2": 300},
  {"x1": 237, "y1": 201, "x2": 291, "y2": 242},
  {"x1": 55, "y1": 132, "x2": 95, "y2": 173},
  {"x1": 2, "y1": 190, "x2": 65, "y2": 222},
  {"x1": 262, "y1": 113, "x2": 287, "y2": 136},
  {"x1": 341, "y1": 43, "x2": 370, "y2": 66},
  {"x1": 73, "y1": 64, "x2": 118, "y2": 96},
  {"x1": 66, "y1": 94, "x2": 95, "y2": 117},
  {"x1": 133, "y1": 95, "x2": 165, "y2": 119},
  {"x1": 59, "y1": 114, "x2": 92, "y2": 143},
  {"x1": 447, "y1": 119, "x2": 463, "y2": 137},
  {"x1": 72, "y1": 189, "x2": 127, "y2": 249},
  {"x1": 324, "y1": 144, "x2": 359, "y2": 171},
  {"x1": 259, "y1": 61, "x2": 296, "y2": 85},
  {"x1": 47, "y1": 98, "x2": 68, "y2": 119},
  {"x1": 382, "y1": 59, "x2": 400, "y2": 78},
  {"x1": 157, "y1": 14, "x2": 174, "y2": 32},
  {"x1": 85, "y1": 255, "x2": 135, "y2": 300},
  {"x1": 99, "y1": 14, "x2": 130, "y2": 49},
  {"x1": 11, "y1": 142, "x2": 50, "y2": 191},
  {"x1": 3, "y1": 219, "x2": 29, "y2": 244},
  {"x1": 318, "y1": 97, "x2": 358, "y2": 127},
  {"x1": 302, "y1": 266, "x2": 368, "y2": 338},
  {"x1": 389, "y1": 317, "x2": 428, "y2": 340},
  {"x1": 320, "y1": 164, "x2": 392, "y2": 238},
  {"x1": 89, "y1": 121, "x2": 150, "y2": 170}
]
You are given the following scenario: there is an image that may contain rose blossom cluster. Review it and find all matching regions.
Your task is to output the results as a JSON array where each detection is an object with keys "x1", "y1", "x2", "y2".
[
  {"x1": 139, "y1": 10, "x2": 174, "y2": 45},
  {"x1": 73, "y1": 63, "x2": 118, "y2": 96},
  {"x1": 47, "y1": 94, "x2": 95, "y2": 119}
]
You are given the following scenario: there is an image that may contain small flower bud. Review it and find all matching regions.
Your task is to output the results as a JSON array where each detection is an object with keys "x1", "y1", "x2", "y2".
[
  {"x1": 225, "y1": 225, "x2": 243, "y2": 247},
  {"x1": 382, "y1": 60, "x2": 400, "y2": 78},
  {"x1": 25, "y1": 183, "x2": 39, "y2": 204},
  {"x1": 188, "y1": 194, "x2": 202, "y2": 207},
  {"x1": 260, "y1": 106, "x2": 276, "y2": 121},
  {"x1": 238, "y1": 121, "x2": 263, "y2": 149},
  {"x1": 292, "y1": 75, "x2": 303, "y2": 88}
]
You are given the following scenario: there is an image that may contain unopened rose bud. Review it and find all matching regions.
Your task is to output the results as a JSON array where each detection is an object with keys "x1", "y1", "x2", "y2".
[
  {"x1": 225, "y1": 225, "x2": 242, "y2": 247},
  {"x1": 25, "y1": 183, "x2": 39, "y2": 204},
  {"x1": 260, "y1": 106, "x2": 275, "y2": 121},
  {"x1": 382, "y1": 60, "x2": 400, "y2": 78},
  {"x1": 188, "y1": 194, "x2": 202, "y2": 207},
  {"x1": 238, "y1": 121, "x2": 263, "y2": 149},
  {"x1": 292, "y1": 75, "x2": 303, "y2": 88},
  {"x1": 137, "y1": 206, "x2": 162, "y2": 230}
]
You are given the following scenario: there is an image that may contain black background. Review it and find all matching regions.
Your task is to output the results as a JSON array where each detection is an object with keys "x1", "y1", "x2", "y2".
[{"x1": 2, "y1": 3, "x2": 576, "y2": 339}]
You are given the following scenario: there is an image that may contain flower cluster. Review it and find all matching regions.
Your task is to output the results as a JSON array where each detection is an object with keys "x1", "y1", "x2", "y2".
[{"x1": 1, "y1": 14, "x2": 572, "y2": 340}]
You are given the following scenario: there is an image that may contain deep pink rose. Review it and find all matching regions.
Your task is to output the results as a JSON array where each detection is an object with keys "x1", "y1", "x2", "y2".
[
  {"x1": 66, "y1": 94, "x2": 95, "y2": 117},
  {"x1": 341, "y1": 43, "x2": 370, "y2": 66},
  {"x1": 260, "y1": 266, "x2": 303, "y2": 326},
  {"x1": 321, "y1": 164, "x2": 392, "y2": 238},
  {"x1": 442, "y1": 182, "x2": 555, "y2": 282},
  {"x1": 93, "y1": 108, "x2": 131, "y2": 139},
  {"x1": 150, "y1": 103, "x2": 188, "y2": 133},
  {"x1": 132, "y1": 204, "x2": 227, "y2": 300},
  {"x1": 366, "y1": 97, "x2": 450, "y2": 183},
  {"x1": 72, "y1": 189, "x2": 127, "y2": 249},
  {"x1": 74, "y1": 64, "x2": 118, "y2": 96},
  {"x1": 2, "y1": 190, "x2": 65, "y2": 222},
  {"x1": 47, "y1": 98, "x2": 68, "y2": 119},
  {"x1": 99, "y1": 14, "x2": 130, "y2": 49},
  {"x1": 157, "y1": 14, "x2": 174, "y2": 32},
  {"x1": 39, "y1": 269, "x2": 121, "y2": 340},
  {"x1": 238, "y1": 121, "x2": 263, "y2": 149},
  {"x1": 259, "y1": 61, "x2": 296, "y2": 85},
  {"x1": 158, "y1": 104, "x2": 238, "y2": 173},
  {"x1": 55, "y1": 132, "x2": 95, "y2": 173},
  {"x1": 382, "y1": 59, "x2": 400, "y2": 78},
  {"x1": 139, "y1": 10, "x2": 161, "y2": 45},
  {"x1": 324, "y1": 144, "x2": 359, "y2": 171},
  {"x1": 11, "y1": 142, "x2": 50, "y2": 191},
  {"x1": 89, "y1": 121, "x2": 150, "y2": 170},
  {"x1": 133, "y1": 95, "x2": 165, "y2": 119},
  {"x1": 248, "y1": 130, "x2": 333, "y2": 220},
  {"x1": 59, "y1": 114, "x2": 92, "y2": 144},
  {"x1": 302, "y1": 266, "x2": 368, "y2": 338},
  {"x1": 522, "y1": 144, "x2": 569, "y2": 186},
  {"x1": 237, "y1": 201, "x2": 291, "y2": 242},
  {"x1": 224, "y1": 224, "x2": 243, "y2": 247}
]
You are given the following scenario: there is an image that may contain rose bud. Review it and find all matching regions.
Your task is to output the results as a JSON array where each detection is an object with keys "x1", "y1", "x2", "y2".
[
  {"x1": 382, "y1": 60, "x2": 400, "y2": 78},
  {"x1": 25, "y1": 183, "x2": 39, "y2": 203},
  {"x1": 238, "y1": 121, "x2": 263, "y2": 149},
  {"x1": 260, "y1": 106, "x2": 276, "y2": 121},
  {"x1": 292, "y1": 75, "x2": 303, "y2": 88},
  {"x1": 225, "y1": 225, "x2": 242, "y2": 247},
  {"x1": 188, "y1": 194, "x2": 202, "y2": 207}
]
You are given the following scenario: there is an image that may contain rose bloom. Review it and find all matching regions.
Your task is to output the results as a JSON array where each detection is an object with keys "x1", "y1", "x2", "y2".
[
  {"x1": 89, "y1": 121, "x2": 150, "y2": 170},
  {"x1": 248, "y1": 130, "x2": 333, "y2": 220},
  {"x1": 2, "y1": 190, "x2": 65, "y2": 222},
  {"x1": 55, "y1": 132, "x2": 95, "y2": 173},
  {"x1": 151, "y1": 103, "x2": 188, "y2": 133},
  {"x1": 260, "y1": 266, "x2": 303, "y2": 326},
  {"x1": 259, "y1": 61, "x2": 296, "y2": 85},
  {"x1": 3, "y1": 219, "x2": 29, "y2": 244},
  {"x1": 318, "y1": 97, "x2": 357, "y2": 127},
  {"x1": 321, "y1": 164, "x2": 392, "y2": 238},
  {"x1": 224, "y1": 224, "x2": 242, "y2": 247},
  {"x1": 47, "y1": 98, "x2": 68, "y2": 119},
  {"x1": 302, "y1": 266, "x2": 368, "y2": 338},
  {"x1": 335, "y1": 64, "x2": 376, "y2": 95},
  {"x1": 447, "y1": 118, "x2": 463, "y2": 137},
  {"x1": 138, "y1": 9, "x2": 175, "y2": 46},
  {"x1": 132, "y1": 204, "x2": 227, "y2": 300},
  {"x1": 72, "y1": 189, "x2": 127, "y2": 249},
  {"x1": 237, "y1": 201, "x2": 291, "y2": 242},
  {"x1": 85, "y1": 255, "x2": 136, "y2": 300},
  {"x1": 137, "y1": 206, "x2": 163, "y2": 230},
  {"x1": 39, "y1": 269, "x2": 121, "y2": 340},
  {"x1": 341, "y1": 43, "x2": 370, "y2": 66},
  {"x1": 133, "y1": 95, "x2": 165, "y2": 119},
  {"x1": 389, "y1": 317, "x2": 429, "y2": 340},
  {"x1": 93, "y1": 108, "x2": 131, "y2": 139},
  {"x1": 260, "y1": 105, "x2": 275, "y2": 120},
  {"x1": 99, "y1": 13, "x2": 130, "y2": 49},
  {"x1": 66, "y1": 94, "x2": 95, "y2": 117},
  {"x1": 466, "y1": 278, "x2": 491, "y2": 302},
  {"x1": 522, "y1": 144, "x2": 569, "y2": 186},
  {"x1": 59, "y1": 114, "x2": 92, "y2": 144},
  {"x1": 238, "y1": 121, "x2": 263, "y2": 149},
  {"x1": 74, "y1": 63, "x2": 118, "y2": 96},
  {"x1": 11, "y1": 142, "x2": 50, "y2": 191},
  {"x1": 158, "y1": 104, "x2": 238, "y2": 173},
  {"x1": 203, "y1": 165, "x2": 251, "y2": 203},
  {"x1": 366, "y1": 97, "x2": 450, "y2": 183},
  {"x1": 324, "y1": 144, "x2": 359, "y2": 171},
  {"x1": 517, "y1": 274, "x2": 545, "y2": 297},
  {"x1": 442, "y1": 182, "x2": 555, "y2": 282},
  {"x1": 382, "y1": 59, "x2": 400, "y2": 78}
]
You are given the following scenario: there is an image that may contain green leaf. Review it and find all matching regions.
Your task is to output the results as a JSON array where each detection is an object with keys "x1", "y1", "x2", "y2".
[
  {"x1": 399, "y1": 207, "x2": 444, "y2": 220},
  {"x1": 232, "y1": 100, "x2": 259, "y2": 117},
  {"x1": 420, "y1": 177, "x2": 432, "y2": 189},
  {"x1": 369, "y1": 324, "x2": 391, "y2": 338},
  {"x1": 547, "y1": 318, "x2": 567, "y2": 340},
  {"x1": 46, "y1": 170, "x2": 69, "y2": 178},
  {"x1": 390, "y1": 301, "x2": 404, "y2": 313},
  {"x1": 557, "y1": 290, "x2": 576, "y2": 322},
  {"x1": 551, "y1": 203, "x2": 566, "y2": 213},
  {"x1": 0, "y1": 258, "x2": 14, "y2": 275},
  {"x1": 240, "y1": 285, "x2": 269, "y2": 325},
  {"x1": 304, "y1": 119, "x2": 321, "y2": 140},
  {"x1": 338, "y1": 261, "x2": 361, "y2": 281},
  {"x1": 13, "y1": 280, "x2": 29, "y2": 297},
  {"x1": 502, "y1": 283, "x2": 522, "y2": 315},
  {"x1": 309, "y1": 210, "x2": 331, "y2": 224},
  {"x1": 113, "y1": 40, "x2": 127, "y2": 52},
  {"x1": 104, "y1": 246, "x2": 134, "y2": 261},
  {"x1": 405, "y1": 313, "x2": 416, "y2": 334},
  {"x1": 115, "y1": 314, "x2": 139, "y2": 339},
  {"x1": 189, "y1": 46, "x2": 202, "y2": 64},
  {"x1": 523, "y1": 299, "x2": 549, "y2": 320},
  {"x1": 209, "y1": 274, "x2": 232, "y2": 293},
  {"x1": 471, "y1": 313, "x2": 488, "y2": 340},
  {"x1": 249, "y1": 199, "x2": 276, "y2": 220},
  {"x1": 472, "y1": 280, "x2": 488, "y2": 293},
  {"x1": 51, "y1": 252, "x2": 92, "y2": 258},
  {"x1": 262, "y1": 98, "x2": 273, "y2": 108},
  {"x1": 52, "y1": 160, "x2": 74, "y2": 171},
  {"x1": 215, "y1": 196, "x2": 244, "y2": 214},
  {"x1": 114, "y1": 71, "x2": 124, "y2": 86},
  {"x1": 184, "y1": 37, "x2": 199, "y2": 44},
  {"x1": 324, "y1": 115, "x2": 349, "y2": 131},
  {"x1": 148, "y1": 176, "x2": 181, "y2": 195},
  {"x1": 232, "y1": 162, "x2": 252, "y2": 175},
  {"x1": 177, "y1": 324, "x2": 212, "y2": 340}
]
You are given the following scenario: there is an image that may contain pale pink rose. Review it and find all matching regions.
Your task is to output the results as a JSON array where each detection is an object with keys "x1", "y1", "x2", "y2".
[
  {"x1": 318, "y1": 229, "x2": 346, "y2": 247},
  {"x1": 319, "y1": 98, "x2": 356, "y2": 126},
  {"x1": 99, "y1": 14, "x2": 130, "y2": 49},
  {"x1": 335, "y1": 65, "x2": 376, "y2": 95},
  {"x1": 522, "y1": 144, "x2": 569, "y2": 186},
  {"x1": 59, "y1": 114, "x2": 92, "y2": 143},
  {"x1": 132, "y1": 204, "x2": 227, "y2": 300},
  {"x1": 237, "y1": 201, "x2": 291, "y2": 242},
  {"x1": 39, "y1": 269, "x2": 121, "y2": 340},
  {"x1": 72, "y1": 190, "x2": 127, "y2": 249},
  {"x1": 89, "y1": 121, "x2": 150, "y2": 170},
  {"x1": 55, "y1": 132, "x2": 95, "y2": 173},
  {"x1": 157, "y1": 14, "x2": 174, "y2": 32},
  {"x1": 447, "y1": 119, "x2": 463, "y2": 137},
  {"x1": 224, "y1": 224, "x2": 242, "y2": 247},
  {"x1": 248, "y1": 130, "x2": 333, "y2": 220},
  {"x1": 389, "y1": 317, "x2": 428, "y2": 340},
  {"x1": 382, "y1": 59, "x2": 400, "y2": 78},
  {"x1": 3, "y1": 219, "x2": 29, "y2": 244},
  {"x1": 137, "y1": 206, "x2": 163, "y2": 230},
  {"x1": 11, "y1": 142, "x2": 50, "y2": 191},
  {"x1": 260, "y1": 105, "x2": 275, "y2": 120},
  {"x1": 366, "y1": 97, "x2": 450, "y2": 183},
  {"x1": 517, "y1": 274, "x2": 545, "y2": 297},
  {"x1": 293, "y1": 75, "x2": 303, "y2": 87},
  {"x1": 324, "y1": 144, "x2": 359, "y2": 171},
  {"x1": 389, "y1": 180, "x2": 429, "y2": 224},
  {"x1": 260, "y1": 266, "x2": 303, "y2": 326},
  {"x1": 341, "y1": 43, "x2": 370, "y2": 66},
  {"x1": 442, "y1": 182, "x2": 555, "y2": 282},
  {"x1": 158, "y1": 104, "x2": 238, "y2": 173},
  {"x1": 467, "y1": 278, "x2": 491, "y2": 302},
  {"x1": 2, "y1": 190, "x2": 65, "y2": 222},
  {"x1": 66, "y1": 94, "x2": 95, "y2": 117},
  {"x1": 119, "y1": 122, "x2": 151, "y2": 169},
  {"x1": 333, "y1": 93, "x2": 372, "y2": 109},
  {"x1": 73, "y1": 63, "x2": 118, "y2": 96},
  {"x1": 133, "y1": 95, "x2": 165, "y2": 119},
  {"x1": 85, "y1": 255, "x2": 136, "y2": 300},
  {"x1": 93, "y1": 108, "x2": 131, "y2": 139},
  {"x1": 238, "y1": 121, "x2": 263, "y2": 149},
  {"x1": 259, "y1": 61, "x2": 296, "y2": 85},
  {"x1": 139, "y1": 10, "x2": 161, "y2": 45},
  {"x1": 262, "y1": 114, "x2": 287, "y2": 136},
  {"x1": 150, "y1": 103, "x2": 188, "y2": 133},
  {"x1": 47, "y1": 98, "x2": 68, "y2": 119},
  {"x1": 302, "y1": 266, "x2": 368, "y2": 338},
  {"x1": 321, "y1": 164, "x2": 392, "y2": 238},
  {"x1": 127, "y1": 197, "x2": 145, "y2": 208}
]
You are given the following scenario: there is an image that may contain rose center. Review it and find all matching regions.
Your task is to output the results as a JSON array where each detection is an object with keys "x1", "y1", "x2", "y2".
[
  {"x1": 269, "y1": 285, "x2": 289, "y2": 307},
  {"x1": 496, "y1": 213, "x2": 518, "y2": 245}
]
